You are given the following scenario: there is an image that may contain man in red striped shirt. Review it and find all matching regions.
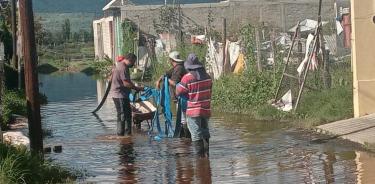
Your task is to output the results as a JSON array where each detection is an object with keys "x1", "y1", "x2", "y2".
[{"x1": 176, "y1": 53, "x2": 212, "y2": 158}]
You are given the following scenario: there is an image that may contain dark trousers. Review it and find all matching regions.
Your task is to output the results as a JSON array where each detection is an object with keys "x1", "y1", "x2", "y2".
[{"x1": 113, "y1": 98, "x2": 132, "y2": 136}]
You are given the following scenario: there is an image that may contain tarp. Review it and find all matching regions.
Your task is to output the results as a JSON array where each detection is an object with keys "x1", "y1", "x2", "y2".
[
  {"x1": 271, "y1": 89, "x2": 293, "y2": 112},
  {"x1": 159, "y1": 33, "x2": 177, "y2": 53},
  {"x1": 289, "y1": 19, "x2": 328, "y2": 33},
  {"x1": 191, "y1": 35, "x2": 206, "y2": 44}
]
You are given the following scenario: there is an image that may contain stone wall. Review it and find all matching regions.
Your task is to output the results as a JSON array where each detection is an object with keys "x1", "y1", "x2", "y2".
[{"x1": 120, "y1": 0, "x2": 345, "y2": 35}]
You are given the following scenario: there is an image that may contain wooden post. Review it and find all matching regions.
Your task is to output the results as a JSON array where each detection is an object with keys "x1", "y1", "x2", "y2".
[
  {"x1": 137, "y1": 16, "x2": 140, "y2": 67},
  {"x1": 323, "y1": 49, "x2": 331, "y2": 89},
  {"x1": 255, "y1": 26, "x2": 262, "y2": 72},
  {"x1": 178, "y1": 0, "x2": 183, "y2": 44},
  {"x1": 274, "y1": 23, "x2": 299, "y2": 100},
  {"x1": 11, "y1": 0, "x2": 18, "y2": 69},
  {"x1": 222, "y1": 18, "x2": 227, "y2": 74},
  {"x1": 19, "y1": 0, "x2": 43, "y2": 153},
  {"x1": 270, "y1": 29, "x2": 276, "y2": 78},
  {"x1": 294, "y1": 0, "x2": 323, "y2": 112},
  {"x1": 0, "y1": 43, "x2": 4, "y2": 143}
]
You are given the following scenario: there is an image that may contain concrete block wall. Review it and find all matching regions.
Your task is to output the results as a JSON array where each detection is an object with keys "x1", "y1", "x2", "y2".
[{"x1": 120, "y1": 0, "x2": 337, "y2": 35}]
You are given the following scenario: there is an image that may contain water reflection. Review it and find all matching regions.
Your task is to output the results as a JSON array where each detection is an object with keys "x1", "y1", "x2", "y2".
[
  {"x1": 356, "y1": 151, "x2": 375, "y2": 184},
  {"x1": 39, "y1": 73, "x2": 375, "y2": 183},
  {"x1": 118, "y1": 138, "x2": 138, "y2": 183}
]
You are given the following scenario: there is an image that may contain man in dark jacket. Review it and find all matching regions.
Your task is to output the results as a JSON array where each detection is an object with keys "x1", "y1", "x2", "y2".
[{"x1": 155, "y1": 51, "x2": 190, "y2": 138}]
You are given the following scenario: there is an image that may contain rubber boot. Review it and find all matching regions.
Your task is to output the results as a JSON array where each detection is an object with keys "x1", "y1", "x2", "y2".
[
  {"x1": 203, "y1": 138, "x2": 209, "y2": 158},
  {"x1": 193, "y1": 140, "x2": 205, "y2": 158}
]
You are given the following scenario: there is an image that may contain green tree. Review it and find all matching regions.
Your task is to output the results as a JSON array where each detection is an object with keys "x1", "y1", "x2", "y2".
[
  {"x1": 153, "y1": 5, "x2": 178, "y2": 34},
  {"x1": 62, "y1": 18, "x2": 71, "y2": 41},
  {"x1": 122, "y1": 20, "x2": 136, "y2": 54},
  {"x1": 73, "y1": 32, "x2": 80, "y2": 42},
  {"x1": 79, "y1": 29, "x2": 90, "y2": 42},
  {"x1": 34, "y1": 16, "x2": 49, "y2": 46}
]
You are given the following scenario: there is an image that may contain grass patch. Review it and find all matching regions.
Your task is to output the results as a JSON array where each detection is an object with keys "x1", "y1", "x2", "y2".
[
  {"x1": 296, "y1": 85, "x2": 353, "y2": 125},
  {"x1": 0, "y1": 143, "x2": 76, "y2": 184}
]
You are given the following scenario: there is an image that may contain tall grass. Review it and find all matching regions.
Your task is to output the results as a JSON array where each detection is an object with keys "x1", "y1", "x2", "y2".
[
  {"x1": 212, "y1": 68, "x2": 353, "y2": 125},
  {"x1": 0, "y1": 143, "x2": 76, "y2": 184}
]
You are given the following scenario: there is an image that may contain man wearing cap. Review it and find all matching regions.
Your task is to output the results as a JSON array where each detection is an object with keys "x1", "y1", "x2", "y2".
[
  {"x1": 155, "y1": 51, "x2": 190, "y2": 138},
  {"x1": 110, "y1": 53, "x2": 144, "y2": 136},
  {"x1": 176, "y1": 53, "x2": 213, "y2": 158}
]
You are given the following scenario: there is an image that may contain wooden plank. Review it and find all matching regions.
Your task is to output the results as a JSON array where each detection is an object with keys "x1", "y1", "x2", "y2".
[{"x1": 317, "y1": 114, "x2": 375, "y2": 145}]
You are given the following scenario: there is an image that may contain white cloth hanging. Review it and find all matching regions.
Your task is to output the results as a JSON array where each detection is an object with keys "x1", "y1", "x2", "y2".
[{"x1": 297, "y1": 34, "x2": 318, "y2": 76}]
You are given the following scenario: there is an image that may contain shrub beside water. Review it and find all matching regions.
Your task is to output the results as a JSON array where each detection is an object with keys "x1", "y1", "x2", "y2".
[
  {"x1": 211, "y1": 69, "x2": 353, "y2": 125},
  {"x1": 0, "y1": 143, "x2": 76, "y2": 184},
  {"x1": 212, "y1": 71, "x2": 276, "y2": 114},
  {"x1": 1, "y1": 91, "x2": 27, "y2": 130}
]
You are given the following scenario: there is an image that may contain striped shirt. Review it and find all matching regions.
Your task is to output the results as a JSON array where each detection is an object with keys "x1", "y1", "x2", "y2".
[{"x1": 176, "y1": 73, "x2": 212, "y2": 118}]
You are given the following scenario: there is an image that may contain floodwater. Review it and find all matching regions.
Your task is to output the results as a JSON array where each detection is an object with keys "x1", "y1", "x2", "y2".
[{"x1": 39, "y1": 72, "x2": 375, "y2": 183}]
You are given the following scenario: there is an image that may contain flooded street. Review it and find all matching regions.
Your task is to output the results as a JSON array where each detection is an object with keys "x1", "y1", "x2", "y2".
[{"x1": 39, "y1": 73, "x2": 375, "y2": 183}]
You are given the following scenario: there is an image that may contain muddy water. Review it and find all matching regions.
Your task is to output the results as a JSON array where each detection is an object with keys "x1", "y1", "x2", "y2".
[{"x1": 39, "y1": 73, "x2": 375, "y2": 183}]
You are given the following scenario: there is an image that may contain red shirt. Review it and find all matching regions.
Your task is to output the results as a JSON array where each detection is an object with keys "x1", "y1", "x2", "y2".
[{"x1": 176, "y1": 73, "x2": 212, "y2": 117}]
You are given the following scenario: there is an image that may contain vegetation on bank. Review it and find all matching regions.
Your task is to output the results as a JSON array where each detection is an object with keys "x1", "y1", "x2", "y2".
[
  {"x1": 1, "y1": 91, "x2": 27, "y2": 130},
  {"x1": 211, "y1": 61, "x2": 353, "y2": 127},
  {"x1": 0, "y1": 143, "x2": 76, "y2": 184}
]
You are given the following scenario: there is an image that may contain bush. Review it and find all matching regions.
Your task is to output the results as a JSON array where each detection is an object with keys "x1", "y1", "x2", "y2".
[
  {"x1": 83, "y1": 57, "x2": 113, "y2": 77},
  {"x1": 2, "y1": 91, "x2": 27, "y2": 130},
  {"x1": 177, "y1": 44, "x2": 208, "y2": 64},
  {"x1": 4, "y1": 64, "x2": 24, "y2": 90},
  {"x1": 0, "y1": 143, "x2": 76, "y2": 184},
  {"x1": 37, "y1": 63, "x2": 59, "y2": 74},
  {"x1": 149, "y1": 55, "x2": 170, "y2": 82},
  {"x1": 212, "y1": 71, "x2": 276, "y2": 114}
]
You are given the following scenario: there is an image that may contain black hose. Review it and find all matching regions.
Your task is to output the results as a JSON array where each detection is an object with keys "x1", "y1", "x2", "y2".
[{"x1": 92, "y1": 80, "x2": 112, "y2": 114}]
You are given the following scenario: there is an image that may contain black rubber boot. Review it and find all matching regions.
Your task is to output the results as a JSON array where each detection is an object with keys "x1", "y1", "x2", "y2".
[
  {"x1": 193, "y1": 140, "x2": 205, "y2": 157},
  {"x1": 203, "y1": 138, "x2": 209, "y2": 158}
]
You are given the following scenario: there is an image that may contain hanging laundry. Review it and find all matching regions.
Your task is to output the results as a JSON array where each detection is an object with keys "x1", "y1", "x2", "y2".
[
  {"x1": 205, "y1": 39, "x2": 224, "y2": 79},
  {"x1": 297, "y1": 34, "x2": 318, "y2": 76},
  {"x1": 228, "y1": 41, "x2": 241, "y2": 68},
  {"x1": 233, "y1": 53, "x2": 246, "y2": 74},
  {"x1": 223, "y1": 40, "x2": 231, "y2": 73}
]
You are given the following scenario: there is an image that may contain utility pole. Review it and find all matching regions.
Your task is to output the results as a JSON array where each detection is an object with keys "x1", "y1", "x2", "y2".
[
  {"x1": 19, "y1": 0, "x2": 43, "y2": 153},
  {"x1": 11, "y1": 0, "x2": 17, "y2": 69}
]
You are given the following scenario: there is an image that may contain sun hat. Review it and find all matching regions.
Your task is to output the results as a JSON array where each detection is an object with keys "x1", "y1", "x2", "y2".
[
  {"x1": 184, "y1": 53, "x2": 204, "y2": 70},
  {"x1": 168, "y1": 51, "x2": 184, "y2": 63}
]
